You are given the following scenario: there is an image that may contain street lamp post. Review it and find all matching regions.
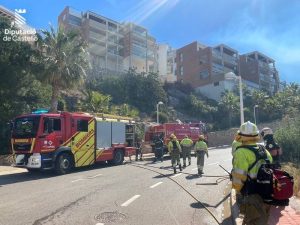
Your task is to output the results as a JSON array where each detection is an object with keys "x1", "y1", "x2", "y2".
[
  {"x1": 156, "y1": 101, "x2": 163, "y2": 124},
  {"x1": 225, "y1": 72, "x2": 244, "y2": 125},
  {"x1": 254, "y1": 105, "x2": 259, "y2": 124}
]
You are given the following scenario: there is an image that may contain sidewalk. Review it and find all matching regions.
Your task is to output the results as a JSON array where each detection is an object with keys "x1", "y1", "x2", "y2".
[
  {"x1": 0, "y1": 166, "x2": 27, "y2": 176},
  {"x1": 231, "y1": 189, "x2": 300, "y2": 225}
]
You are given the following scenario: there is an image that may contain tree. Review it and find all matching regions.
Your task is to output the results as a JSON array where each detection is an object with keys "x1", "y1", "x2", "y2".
[
  {"x1": 92, "y1": 69, "x2": 167, "y2": 114},
  {"x1": 0, "y1": 18, "x2": 51, "y2": 154},
  {"x1": 37, "y1": 26, "x2": 89, "y2": 112},
  {"x1": 218, "y1": 90, "x2": 239, "y2": 128},
  {"x1": 81, "y1": 91, "x2": 111, "y2": 113}
]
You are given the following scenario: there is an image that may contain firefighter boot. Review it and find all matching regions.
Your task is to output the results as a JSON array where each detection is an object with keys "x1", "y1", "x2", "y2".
[
  {"x1": 198, "y1": 169, "x2": 201, "y2": 175},
  {"x1": 174, "y1": 167, "x2": 177, "y2": 174},
  {"x1": 188, "y1": 161, "x2": 191, "y2": 166},
  {"x1": 179, "y1": 164, "x2": 182, "y2": 171}
]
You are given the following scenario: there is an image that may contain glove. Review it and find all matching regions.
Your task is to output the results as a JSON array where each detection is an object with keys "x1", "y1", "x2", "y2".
[{"x1": 206, "y1": 153, "x2": 209, "y2": 158}]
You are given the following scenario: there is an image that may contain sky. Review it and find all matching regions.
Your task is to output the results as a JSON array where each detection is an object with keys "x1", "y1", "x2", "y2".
[{"x1": 1, "y1": 0, "x2": 300, "y2": 83}]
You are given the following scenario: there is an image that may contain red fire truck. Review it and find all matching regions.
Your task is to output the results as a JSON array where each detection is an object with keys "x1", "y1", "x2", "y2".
[
  {"x1": 11, "y1": 110, "x2": 136, "y2": 174},
  {"x1": 144, "y1": 122, "x2": 207, "y2": 150}
]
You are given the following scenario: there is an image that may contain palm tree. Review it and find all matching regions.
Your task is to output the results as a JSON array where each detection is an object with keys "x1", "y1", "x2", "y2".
[{"x1": 37, "y1": 26, "x2": 89, "y2": 112}]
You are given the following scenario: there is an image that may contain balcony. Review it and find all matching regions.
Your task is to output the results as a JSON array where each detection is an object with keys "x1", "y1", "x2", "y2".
[
  {"x1": 223, "y1": 53, "x2": 237, "y2": 65},
  {"x1": 89, "y1": 20, "x2": 106, "y2": 31},
  {"x1": 212, "y1": 49, "x2": 222, "y2": 59}
]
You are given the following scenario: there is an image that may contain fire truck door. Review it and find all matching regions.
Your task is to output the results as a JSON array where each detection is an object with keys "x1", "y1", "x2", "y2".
[
  {"x1": 40, "y1": 117, "x2": 63, "y2": 152},
  {"x1": 71, "y1": 118, "x2": 95, "y2": 167}
]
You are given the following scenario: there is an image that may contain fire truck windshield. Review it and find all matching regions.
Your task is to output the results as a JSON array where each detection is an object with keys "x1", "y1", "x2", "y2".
[{"x1": 12, "y1": 116, "x2": 41, "y2": 138}]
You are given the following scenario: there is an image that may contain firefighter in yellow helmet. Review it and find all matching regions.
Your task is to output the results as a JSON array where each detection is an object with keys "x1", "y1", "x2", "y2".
[
  {"x1": 168, "y1": 134, "x2": 182, "y2": 174},
  {"x1": 194, "y1": 134, "x2": 208, "y2": 175},
  {"x1": 180, "y1": 135, "x2": 194, "y2": 167},
  {"x1": 232, "y1": 121, "x2": 272, "y2": 225}
]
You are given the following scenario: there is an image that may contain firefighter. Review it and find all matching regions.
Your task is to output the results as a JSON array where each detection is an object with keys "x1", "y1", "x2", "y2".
[
  {"x1": 194, "y1": 135, "x2": 208, "y2": 175},
  {"x1": 153, "y1": 134, "x2": 164, "y2": 162},
  {"x1": 180, "y1": 135, "x2": 193, "y2": 167},
  {"x1": 168, "y1": 134, "x2": 182, "y2": 174},
  {"x1": 260, "y1": 127, "x2": 282, "y2": 166},
  {"x1": 232, "y1": 121, "x2": 273, "y2": 225}
]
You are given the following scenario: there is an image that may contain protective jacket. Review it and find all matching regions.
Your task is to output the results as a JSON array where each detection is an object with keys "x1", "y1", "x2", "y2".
[
  {"x1": 168, "y1": 140, "x2": 182, "y2": 154},
  {"x1": 232, "y1": 140, "x2": 242, "y2": 155},
  {"x1": 194, "y1": 140, "x2": 208, "y2": 154},
  {"x1": 180, "y1": 138, "x2": 193, "y2": 147},
  {"x1": 232, "y1": 145, "x2": 272, "y2": 193}
]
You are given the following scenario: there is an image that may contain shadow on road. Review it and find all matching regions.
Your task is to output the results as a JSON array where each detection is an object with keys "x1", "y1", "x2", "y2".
[
  {"x1": 0, "y1": 171, "x2": 54, "y2": 186},
  {"x1": 185, "y1": 174, "x2": 200, "y2": 180},
  {"x1": 0, "y1": 162, "x2": 117, "y2": 186},
  {"x1": 190, "y1": 192, "x2": 231, "y2": 209}
]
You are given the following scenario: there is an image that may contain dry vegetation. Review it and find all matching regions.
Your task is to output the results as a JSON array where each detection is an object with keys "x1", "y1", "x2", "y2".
[
  {"x1": 282, "y1": 163, "x2": 300, "y2": 197},
  {"x1": 0, "y1": 155, "x2": 14, "y2": 166}
]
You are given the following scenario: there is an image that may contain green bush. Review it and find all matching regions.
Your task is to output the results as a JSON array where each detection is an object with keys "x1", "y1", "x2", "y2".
[{"x1": 275, "y1": 117, "x2": 300, "y2": 165}]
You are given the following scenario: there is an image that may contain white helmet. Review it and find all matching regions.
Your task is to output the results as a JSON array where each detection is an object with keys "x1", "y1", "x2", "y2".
[
  {"x1": 238, "y1": 121, "x2": 259, "y2": 137},
  {"x1": 260, "y1": 127, "x2": 273, "y2": 137}
]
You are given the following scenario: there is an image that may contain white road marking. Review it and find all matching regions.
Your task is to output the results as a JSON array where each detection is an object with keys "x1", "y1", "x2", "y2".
[
  {"x1": 121, "y1": 195, "x2": 141, "y2": 207},
  {"x1": 71, "y1": 178, "x2": 85, "y2": 183},
  {"x1": 150, "y1": 182, "x2": 163, "y2": 189},
  {"x1": 207, "y1": 162, "x2": 219, "y2": 166},
  {"x1": 191, "y1": 168, "x2": 198, "y2": 171},
  {"x1": 71, "y1": 174, "x2": 102, "y2": 182},
  {"x1": 88, "y1": 174, "x2": 102, "y2": 179},
  {"x1": 172, "y1": 173, "x2": 182, "y2": 178},
  {"x1": 96, "y1": 223, "x2": 104, "y2": 225}
]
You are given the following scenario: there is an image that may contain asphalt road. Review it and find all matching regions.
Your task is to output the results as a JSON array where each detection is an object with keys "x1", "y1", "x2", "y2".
[{"x1": 0, "y1": 147, "x2": 233, "y2": 225}]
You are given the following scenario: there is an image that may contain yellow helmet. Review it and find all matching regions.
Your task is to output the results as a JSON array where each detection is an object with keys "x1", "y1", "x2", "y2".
[
  {"x1": 260, "y1": 127, "x2": 273, "y2": 137},
  {"x1": 238, "y1": 121, "x2": 260, "y2": 142},
  {"x1": 238, "y1": 121, "x2": 259, "y2": 137},
  {"x1": 170, "y1": 134, "x2": 176, "y2": 139},
  {"x1": 199, "y1": 135, "x2": 205, "y2": 140}
]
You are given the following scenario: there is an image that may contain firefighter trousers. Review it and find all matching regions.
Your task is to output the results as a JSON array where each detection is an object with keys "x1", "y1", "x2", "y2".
[
  {"x1": 196, "y1": 151, "x2": 205, "y2": 172},
  {"x1": 240, "y1": 194, "x2": 271, "y2": 225},
  {"x1": 182, "y1": 146, "x2": 191, "y2": 165},
  {"x1": 171, "y1": 152, "x2": 181, "y2": 168}
]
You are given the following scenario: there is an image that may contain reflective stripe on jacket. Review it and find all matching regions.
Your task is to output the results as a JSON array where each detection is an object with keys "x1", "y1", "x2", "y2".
[{"x1": 232, "y1": 145, "x2": 272, "y2": 192}]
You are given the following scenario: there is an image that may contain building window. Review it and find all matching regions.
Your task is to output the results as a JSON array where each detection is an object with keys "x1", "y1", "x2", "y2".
[
  {"x1": 213, "y1": 82, "x2": 219, "y2": 86},
  {"x1": 200, "y1": 70, "x2": 209, "y2": 79},
  {"x1": 180, "y1": 53, "x2": 183, "y2": 62},
  {"x1": 180, "y1": 66, "x2": 183, "y2": 76}
]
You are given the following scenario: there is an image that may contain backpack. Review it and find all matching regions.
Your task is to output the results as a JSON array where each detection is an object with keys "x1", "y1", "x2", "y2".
[
  {"x1": 172, "y1": 141, "x2": 179, "y2": 152},
  {"x1": 237, "y1": 145, "x2": 294, "y2": 206}
]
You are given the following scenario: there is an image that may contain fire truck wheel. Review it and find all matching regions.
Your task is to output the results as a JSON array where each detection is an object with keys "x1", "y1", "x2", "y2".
[
  {"x1": 55, "y1": 153, "x2": 73, "y2": 175},
  {"x1": 112, "y1": 150, "x2": 124, "y2": 165}
]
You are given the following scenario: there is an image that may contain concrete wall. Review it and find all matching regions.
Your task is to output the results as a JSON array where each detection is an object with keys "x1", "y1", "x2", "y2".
[{"x1": 207, "y1": 120, "x2": 282, "y2": 147}]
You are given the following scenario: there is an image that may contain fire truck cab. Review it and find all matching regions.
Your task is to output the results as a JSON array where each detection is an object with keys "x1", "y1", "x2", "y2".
[{"x1": 11, "y1": 111, "x2": 136, "y2": 174}]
